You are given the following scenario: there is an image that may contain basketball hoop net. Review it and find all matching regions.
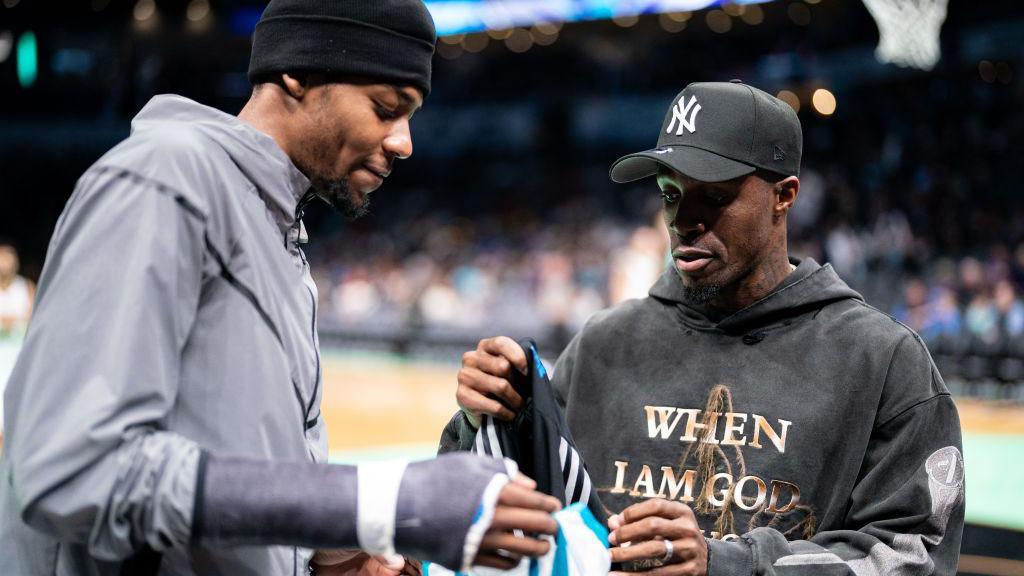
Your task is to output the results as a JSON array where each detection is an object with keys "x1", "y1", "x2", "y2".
[{"x1": 862, "y1": 0, "x2": 949, "y2": 71}]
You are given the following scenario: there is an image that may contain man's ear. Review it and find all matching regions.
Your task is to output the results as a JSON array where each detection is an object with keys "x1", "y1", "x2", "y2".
[
  {"x1": 773, "y1": 176, "x2": 800, "y2": 217},
  {"x1": 281, "y1": 73, "x2": 309, "y2": 100}
]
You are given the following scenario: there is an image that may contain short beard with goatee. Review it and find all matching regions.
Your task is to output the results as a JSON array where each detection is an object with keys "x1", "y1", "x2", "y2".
[
  {"x1": 311, "y1": 176, "x2": 369, "y2": 221},
  {"x1": 681, "y1": 285, "x2": 722, "y2": 306}
]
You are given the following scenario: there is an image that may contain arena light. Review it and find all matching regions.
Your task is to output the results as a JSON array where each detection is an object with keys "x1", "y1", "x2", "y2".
[
  {"x1": 705, "y1": 9, "x2": 732, "y2": 33},
  {"x1": 133, "y1": 0, "x2": 156, "y2": 22},
  {"x1": 978, "y1": 60, "x2": 996, "y2": 83},
  {"x1": 787, "y1": 3, "x2": 811, "y2": 26},
  {"x1": 776, "y1": 89, "x2": 800, "y2": 113},
  {"x1": 658, "y1": 13, "x2": 688, "y2": 33},
  {"x1": 461, "y1": 33, "x2": 489, "y2": 53},
  {"x1": 486, "y1": 27, "x2": 514, "y2": 40},
  {"x1": 811, "y1": 88, "x2": 837, "y2": 116},
  {"x1": 740, "y1": 4, "x2": 764, "y2": 25},
  {"x1": 425, "y1": 0, "x2": 776, "y2": 37},
  {"x1": 0, "y1": 31, "x2": 12, "y2": 64},
  {"x1": 16, "y1": 30, "x2": 36, "y2": 88},
  {"x1": 504, "y1": 28, "x2": 533, "y2": 53},
  {"x1": 531, "y1": 23, "x2": 559, "y2": 45},
  {"x1": 132, "y1": 0, "x2": 160, "y2": 32},
  {"x1": 612, "y1": 14, "x2": 640, "y2": 27},
  {"x1": 186, "y1": 0, "x2": 210, "y2": 22}
]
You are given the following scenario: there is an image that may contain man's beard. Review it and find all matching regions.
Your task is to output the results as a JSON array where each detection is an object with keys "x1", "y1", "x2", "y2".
[
  {"x1": 681, "y1": 284, "x2": 721, "y2": 306},
  {"x1": 311, "y1": 175, "x2": 369, "y2": 221},
  {"x1": 293, "y1": 128, "x2": 369, "y2": 220}
]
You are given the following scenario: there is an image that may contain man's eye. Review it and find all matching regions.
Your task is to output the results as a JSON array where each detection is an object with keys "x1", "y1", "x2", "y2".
[
  {"x1": 661, "y1": 191, "x2": 680, "y2": 204},
  {"x1": 375, "y1": 103, "x2": 399, "y2": 120},
  {"x1": 708, "y1": 193, "x2": 730, "y2": 205}
]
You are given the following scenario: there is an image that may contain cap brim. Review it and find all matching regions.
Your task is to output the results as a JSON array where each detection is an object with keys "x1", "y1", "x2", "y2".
[{"x1": 609, "y1": 146, "x2": 755, "y2": 184}]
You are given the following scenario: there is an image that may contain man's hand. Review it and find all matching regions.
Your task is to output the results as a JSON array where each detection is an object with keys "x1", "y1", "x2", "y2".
[
  {"x1": 457, "y1": 336, "x2": 529, "y2": 426},
  {"x1": 474, "y1": 474, "x2": 561, "y2": 570},
  {"x1": 310, "y1": 550, "x2": 421, "y2": 575},
  {"x1": 607, "y1": 500, "x2": 708, "y2": 576}
]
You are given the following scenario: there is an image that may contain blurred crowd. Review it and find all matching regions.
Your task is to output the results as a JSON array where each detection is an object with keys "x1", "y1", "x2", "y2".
[
  {"x1": 2, "y1": 3, "x2": 1020, "y2": 397},
  {"x1": 306, "y1": 67, "x2": 1023, "y2": 398},
  {"x1": 0, "y1": 243, "x2": 35, "y2": 432},
  {"x1": 309, "y1": 200, "x2": 1024, "y2": 351},
  {"x1": 309, "y1": 204, "x2": 668, "y2": 338},
  {"x1": 0, "y1": 244, "x2": 34, "y2": 341}
]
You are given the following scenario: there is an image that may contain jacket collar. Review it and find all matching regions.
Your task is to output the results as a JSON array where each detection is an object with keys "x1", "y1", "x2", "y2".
[{"x1": 132, "y1": 95, "x2": 311, "y2": 237}]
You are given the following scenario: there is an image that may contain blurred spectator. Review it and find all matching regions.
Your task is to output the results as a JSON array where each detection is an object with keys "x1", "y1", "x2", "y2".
[
  {"x1": 965, "y1": 292, "x2": 999, "y2": 344},
  {"x1": 995, "y1": 279, "x2": 1024, "y2": 339},
  {"x1": 893, "y1": 279, "x2": 929, "y2": 333},
  {"x1": 824, "y1": 223, "x2": 865, "y2": 285},
  {"x1": 0, "y1": 244, "x2": 34, "y2": 439},
  {"x1": 925, "y1": 287, "x2": 963, "y2": 342},
  {"x1": 609, "y1": 213, "x2": 670, "y2": 304},
  {"x1": 0, "y1": 244, "x2": 34, "y2": 339}
]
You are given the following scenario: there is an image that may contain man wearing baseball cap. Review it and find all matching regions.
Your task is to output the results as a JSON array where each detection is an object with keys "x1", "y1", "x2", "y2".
[
  {"x1": 0, "y1": 1, "x2": 561, "y2": 575},
  {"x1": 448, "y1": 81, "x2": 964, "y2": 575}
]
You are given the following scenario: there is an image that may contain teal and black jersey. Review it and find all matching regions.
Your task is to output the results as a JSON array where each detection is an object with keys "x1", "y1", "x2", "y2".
[{"x1": 441, "y1": 340, "x2": 609, "y2": 526}]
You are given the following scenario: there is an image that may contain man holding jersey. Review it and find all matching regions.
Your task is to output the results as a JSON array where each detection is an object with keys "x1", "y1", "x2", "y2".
[{"x1": 447, "y1": 81, "x2": 964, "y2": 576}]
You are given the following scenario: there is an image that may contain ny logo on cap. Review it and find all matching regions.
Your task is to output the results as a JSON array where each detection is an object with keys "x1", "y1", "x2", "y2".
[{"x1": 667, "y1": 95, "x2": 701, "y2": 136}]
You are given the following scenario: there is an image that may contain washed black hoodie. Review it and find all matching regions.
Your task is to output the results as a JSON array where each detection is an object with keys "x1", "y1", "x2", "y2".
[{"x1": 443, "y1": 258, "x2": 964, "y2": 575}]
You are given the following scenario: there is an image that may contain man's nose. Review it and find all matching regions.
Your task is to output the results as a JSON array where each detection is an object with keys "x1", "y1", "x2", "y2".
[
  {"x1": 669, "y1": 208, "x2": 706, "y2": 241},
  {"x1": 383, "y1": 119, "x2": 413, "y2": 160}
]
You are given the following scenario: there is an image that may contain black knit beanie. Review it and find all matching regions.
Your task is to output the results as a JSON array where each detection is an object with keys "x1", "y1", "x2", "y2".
[{"x1": 248, "y1": 0, "x2": 437, "y2": 97}]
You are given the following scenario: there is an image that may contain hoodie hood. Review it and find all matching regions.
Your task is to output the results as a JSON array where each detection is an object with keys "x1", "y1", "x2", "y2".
[
  {"x1": 130, "y1": 95, "x2": 311, "y2": 235},
  {"x1": 649, "y1": 257, "x2": 863, "y2": 333}
]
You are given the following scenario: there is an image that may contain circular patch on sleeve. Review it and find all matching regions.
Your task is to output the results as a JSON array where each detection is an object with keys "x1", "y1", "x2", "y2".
[{"x1": 925, "y1": 446, "x2": 964, "y2": 488}]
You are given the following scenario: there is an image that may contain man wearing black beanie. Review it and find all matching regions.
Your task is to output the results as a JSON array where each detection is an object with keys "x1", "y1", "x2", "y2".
[{"x1": 0, "y1": 1, "x2": 561, "y2": 575}]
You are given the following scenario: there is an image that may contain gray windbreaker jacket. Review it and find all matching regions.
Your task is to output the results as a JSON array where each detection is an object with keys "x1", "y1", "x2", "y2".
[{"x1": 2, "y1": 95, "x2": 336, "y2": 574}]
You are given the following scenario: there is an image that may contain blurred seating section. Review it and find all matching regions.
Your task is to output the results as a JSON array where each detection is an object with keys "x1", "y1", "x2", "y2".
[{"x1": 1, "y1": 0, "x2": 1023, "y2": 399}]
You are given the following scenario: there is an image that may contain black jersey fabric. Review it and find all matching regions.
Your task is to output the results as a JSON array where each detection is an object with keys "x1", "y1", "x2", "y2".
[{"x1": 440, "y1": 340, "x2": 608, "y2": 525}]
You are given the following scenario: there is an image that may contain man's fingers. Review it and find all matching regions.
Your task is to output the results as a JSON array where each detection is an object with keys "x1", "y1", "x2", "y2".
[
  {"x1": 620, "y1": 498, "x2": 694, "y2": 524},
  {"x1": 490, "y1": 507, "x2": 559, "y2": 535},
  {"x1": 310, "y1": 548, "x2": 365, "y2": 567},
  {"x1": 463, "y1": 349, "x2": 520, "y2": 380},
  {"x1": 479, "y1": 532, "x2": 552, "y2": 557},
  {"x1": 610, "y1": 564, "x2": 692, "y2": 576},
  {"x1": 608, "y1": 513, "x2": 624, "y2": 531},
  {"x1": 400, "y1": 557, "x2": 423, "y2": 576},
  {"x1": 613, "y1": 516, "x2": 698, "y2": 545},
  {"x1": 455, "y1": 383, "x2": 517, "y2": 422},
  {"x1": 609, "y1": 538, "x2": 698, "y2": 564},
  {"x1": 511, "y1": 474, "x2": 537, "y2": 489},
  {"x1": 478, "y1": 336, "x2": 528, "y2": 375},
  {"x1": 497, "y1": 482, "x2": 561, "y2": 513},
  {"x1": 473, "y1": 553, "x2": 521, "y2": 570},
  {"x1": 457, "y1": 366, "x2": 523, "y2": 410}
]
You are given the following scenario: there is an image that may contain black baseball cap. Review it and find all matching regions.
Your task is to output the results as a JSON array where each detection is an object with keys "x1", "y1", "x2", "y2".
[{"x1": 609, "y1": 80, "x2": 802, "y2": 183}]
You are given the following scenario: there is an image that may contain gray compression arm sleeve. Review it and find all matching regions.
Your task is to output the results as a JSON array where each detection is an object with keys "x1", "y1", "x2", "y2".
[
  {"x1": 194, "y1": 452, "x2": 512, "y2": 571},
  {"x1": 193, "y1": 453, "x2": 359, "y2": 549}
]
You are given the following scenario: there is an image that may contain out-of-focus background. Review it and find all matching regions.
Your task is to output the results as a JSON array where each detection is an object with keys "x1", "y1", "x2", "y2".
[{"x1": 1, "y1": 0, "x2": 1023, "y2": 571}]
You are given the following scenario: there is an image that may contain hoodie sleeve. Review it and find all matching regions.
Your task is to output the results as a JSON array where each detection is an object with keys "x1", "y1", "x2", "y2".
[
  {"x1": 4, "y1": 167, "x2": 206, "y2": 560},
  {"x1": 706, "y1": 336, "x2": 965, "y2": 576},
  {"x1": 438, "y1": 411, "x2": 478, "y2": 454}
]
